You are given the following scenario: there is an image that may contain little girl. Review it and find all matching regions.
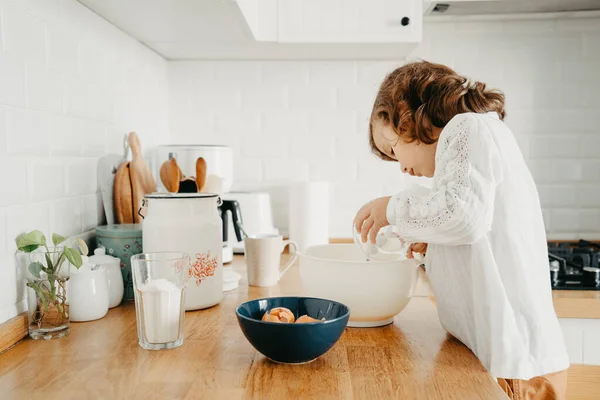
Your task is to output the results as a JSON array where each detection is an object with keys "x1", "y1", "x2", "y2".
[{"x1": 354, "y1": 61, "x2": 569, "y2": 399}]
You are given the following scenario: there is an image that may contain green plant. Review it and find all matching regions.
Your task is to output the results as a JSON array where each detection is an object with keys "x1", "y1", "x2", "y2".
[{"x1": 16, "y1": 231, "x2": 88, "y2": 330}]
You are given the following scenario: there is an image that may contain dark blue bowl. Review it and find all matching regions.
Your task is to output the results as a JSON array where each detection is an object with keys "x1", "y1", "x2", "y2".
[{"x1": 236, "y1": 297, "x2": 350, "y2": 364}]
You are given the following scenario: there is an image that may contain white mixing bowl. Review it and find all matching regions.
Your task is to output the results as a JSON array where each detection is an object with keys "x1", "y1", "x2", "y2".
[{"x1": 299, "y1": 244, "x2": 420, "y2": 328}]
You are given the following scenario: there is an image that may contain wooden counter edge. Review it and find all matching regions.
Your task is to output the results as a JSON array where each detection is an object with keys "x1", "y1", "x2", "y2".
[
  {"x1": 0, "y1": 312, "x2": 27, "y2": 354},
  {"x1": 566, "y1": 365, "x2": 600, "y2": 400},
  {"x1": 553, "y1": 293, "x2": 600, "y2": 319}
]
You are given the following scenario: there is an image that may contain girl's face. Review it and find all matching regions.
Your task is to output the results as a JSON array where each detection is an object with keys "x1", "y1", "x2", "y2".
[{"x1": 371, "y1": 120, "x2": 438, "y2": 178}]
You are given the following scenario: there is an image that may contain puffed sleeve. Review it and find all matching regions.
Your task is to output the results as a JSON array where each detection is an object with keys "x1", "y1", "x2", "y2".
[{"x1": 386, "y1": 113, "x2": 503, "y2": 246}]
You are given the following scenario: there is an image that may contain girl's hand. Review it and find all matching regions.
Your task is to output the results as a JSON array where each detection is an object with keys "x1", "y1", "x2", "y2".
[
  {"x1": 407, "y1": 243, "x2": 427, "y2": 259},
  {"x1": 353, "y1": 196, "x2": 391, "y2": 244}
]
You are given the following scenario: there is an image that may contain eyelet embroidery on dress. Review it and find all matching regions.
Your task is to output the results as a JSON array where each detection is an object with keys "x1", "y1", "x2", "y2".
[{"x1": 394, "y1": 116, "x2": 473, "y2": 231}]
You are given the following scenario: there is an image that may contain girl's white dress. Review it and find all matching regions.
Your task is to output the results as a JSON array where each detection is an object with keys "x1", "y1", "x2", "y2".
[{"x1": 387, "y1": 112, "x2": 569, "y2": 379}]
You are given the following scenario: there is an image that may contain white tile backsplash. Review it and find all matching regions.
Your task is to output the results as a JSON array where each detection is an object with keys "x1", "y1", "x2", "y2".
[
  {"x1": 3, "y1": 5, "x2": 46, "y2": 65},
  {"x1": 81, "y1": 193, "x2": 103, "y2": 232},
  {"x1": 0, "y1": 158, "x2": 28, "y2": 207},
  {"x1": 308, "y1": 62, "x2": 357, "y2": 85},
  {"x1": 309, "y1": 159, "x2": 359, "y2": 183},
  {"x1": 307, "y1": 110, "x2": 357, "y2": 137},
  {"x1": 66, "y1": 159, "x2": 97, "y2": 196},
  {"x1": 233, "y1": 158, "x2": 263, "y2": 184},
  {"x1": 6, "y1": 107, "x2": 50, "y2": 156},
  {"x1": 263, "y1": 159, "x2": 309, "y2": 183},
  {"x1": 0, "y1": 209, "x2": 6, "y2": 255},
  {"x1": 336, "y1": 85, "x2": 377, "y2": 110},
  {"x1": 46, "y1": 26, "x2": 79, "y2": 75},
  {"x1": 529, "y1": 136, "x2": 581, "y2": 159},
  {"x1": 290, "y1": 135, "x2": 335, "y2": 160},
  {"x1": 241, "y1": 135, "x2": 289, "y2": 159},
  {"x1": 262, "y1": 61, "x2": 309, "y2": 85},
  {"x1": 49, "y1": 114, "x2": 81, "y2": 156},
  {"x1": 28, "y1": 160, "x2": 65, "y2": 201},
  {"x1": 0, "y1": 106, "x2": 6, "y2": 155},
  {"x1": 288, "y1": 85, "x2": 336, "y2": 109},
  {"x1": 0, "y1": 54, "x2": 26, "y2": 107},
  {"x1": 262, "y1": 110, "x2": 308, "y2": 136},
  {"x1": 25, "y1": 65, "x2": 63, "y2": 113},
  {"x1": 48, "y1": 198, "x2": 80, "y2": 239},
  {"x1": 241, "y1": 86, "x2": 287, "y2": 109},
  {"x1": 0, "y1": 0, "x2": 168, "y2": 324}
]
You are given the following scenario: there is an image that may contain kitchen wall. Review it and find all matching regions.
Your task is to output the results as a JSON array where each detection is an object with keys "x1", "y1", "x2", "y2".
[
  {"x1": 0, "y1": 0, "x2": 169, "y2": 324},
  {"x1": 169, "y1": 17, "x2": 600, "y2": 240},
  {"x1": 1, "y1": 4, "x2": 599, "y2": 327}
]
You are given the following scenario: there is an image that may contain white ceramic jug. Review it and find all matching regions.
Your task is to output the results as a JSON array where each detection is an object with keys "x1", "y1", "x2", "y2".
[
  {"x1": 141, "y1": 193, "x2": 223, "y2": 311},
  {"x1": 70, "y1": 259, "x2": 110, "y2": 322},
  {"x1": 88, "y1": 247, "x2": 124, "y2": 308}
]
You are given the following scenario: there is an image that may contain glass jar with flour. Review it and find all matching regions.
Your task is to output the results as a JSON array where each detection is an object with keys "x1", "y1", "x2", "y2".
[
  {"x1": 140, "y1": 193, "x2": 223, "y2": 311},
  {"x1": 131, "y1": 252, "x2": 189, "y2": 350}
]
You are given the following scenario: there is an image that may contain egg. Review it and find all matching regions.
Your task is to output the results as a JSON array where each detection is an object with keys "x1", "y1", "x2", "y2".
[
  {"x1": 261, "y1": 307, "x2": 295, "y2": 323},
  {"x1": 296, "y1": 315, "x2": 321, "y2": 323}
]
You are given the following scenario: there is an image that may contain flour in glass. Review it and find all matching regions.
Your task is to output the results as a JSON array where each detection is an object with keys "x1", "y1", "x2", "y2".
[{"x1": 137, "y1": 278, "x2": 184, "y2": 343}]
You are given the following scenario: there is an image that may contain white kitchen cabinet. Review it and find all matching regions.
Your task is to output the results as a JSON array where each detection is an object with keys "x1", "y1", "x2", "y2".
[
  {"x1": 79, "y1": 0, "x2": 423, "y2": 59},
  {"x1": 277, "y1": 0, "x2": 421, "y2": 43},
  {"x1": 238, "y1": 0, "x2": 422, "y2": 44}
]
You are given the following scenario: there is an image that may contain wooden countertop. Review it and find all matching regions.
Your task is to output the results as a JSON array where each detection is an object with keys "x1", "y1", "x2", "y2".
[
  {"x1": 0, "y1": 256, "x2": 506, "y2": 399},
  {"x1": 553, "y1": 290, "x2": 600, "y2": 319}
]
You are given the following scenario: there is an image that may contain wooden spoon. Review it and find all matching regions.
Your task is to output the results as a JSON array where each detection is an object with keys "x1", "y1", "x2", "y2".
[
  {"x1": 196, "y1": 157, "x2": 207, "y2": 192},
  {"x1": 160, "y1": 158, "x2": 181, "y2": 193}
]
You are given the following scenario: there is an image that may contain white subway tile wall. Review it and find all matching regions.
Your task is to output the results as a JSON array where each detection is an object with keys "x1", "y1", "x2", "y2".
[
  {"x1": 169, "y1": 17, "x2": 600, "y2": 240},
  {"x1": 0, "y1": 0, "x2": 169, "y2": 324}
]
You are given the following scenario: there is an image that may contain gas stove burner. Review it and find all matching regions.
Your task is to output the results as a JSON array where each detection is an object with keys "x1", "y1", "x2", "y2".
[{"x1": 548, "y1": 240, "x2": 600, "y2": 290}]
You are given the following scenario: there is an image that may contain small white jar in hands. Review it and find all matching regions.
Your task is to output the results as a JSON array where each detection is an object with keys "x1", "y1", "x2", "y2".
[{"x1": 88, "y1": 247, "x2": 124, "y2": 308}]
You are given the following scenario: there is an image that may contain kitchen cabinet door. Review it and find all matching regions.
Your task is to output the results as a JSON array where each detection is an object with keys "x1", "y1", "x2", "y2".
[{"x1": 277, "y1": 0, "x2": 422, "y2": 43}]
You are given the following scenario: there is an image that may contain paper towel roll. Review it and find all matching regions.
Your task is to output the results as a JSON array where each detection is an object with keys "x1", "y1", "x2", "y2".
[{"x1": 288, "y1": 182, "x2": 330, "y2": 252}]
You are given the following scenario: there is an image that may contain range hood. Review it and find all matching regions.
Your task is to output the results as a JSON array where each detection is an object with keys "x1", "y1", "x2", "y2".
[{"x1": 424, "y1": 0, "x2": 600, "y2": 17}]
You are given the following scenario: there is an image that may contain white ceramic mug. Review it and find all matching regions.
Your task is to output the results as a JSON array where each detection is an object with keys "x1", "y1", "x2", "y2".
[{"x1": 244, "y1": 234, "x2": 298, "y2": 287}]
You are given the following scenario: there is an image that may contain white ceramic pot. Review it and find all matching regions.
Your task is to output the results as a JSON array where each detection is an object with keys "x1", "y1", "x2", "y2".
[
  {"x1": 70, "y1": 266, "x2": 110, "y2": 322},
  {"x1": 88, "y1": 247, "x2": 124, "y2": 308},
  {"x1": 299, "y1": 244, "x2": 420, "y2": 328},
  {"x1": 141, "y1": 193, "x2": 223, "y2": 311}
]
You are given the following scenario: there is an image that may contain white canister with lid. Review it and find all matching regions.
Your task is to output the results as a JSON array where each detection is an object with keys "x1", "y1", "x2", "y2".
[
  {"x1": 141, "y1": 193, "x2": 223, "y2": 311},
  {"x1": 88, "y1": 247, "x2": 125, "y2": 308},
  {"x1": 70, "y1": 257, "x2": 110, "y2": 322}
]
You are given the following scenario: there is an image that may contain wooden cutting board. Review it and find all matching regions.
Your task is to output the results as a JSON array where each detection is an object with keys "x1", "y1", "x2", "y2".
[{"x1": 113, "y1": 132, "x2": 156, "y2": 224}]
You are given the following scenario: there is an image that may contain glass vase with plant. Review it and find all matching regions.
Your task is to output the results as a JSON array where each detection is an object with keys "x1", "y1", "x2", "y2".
[{"x1": 16, "y1": 230, "x2": 88, "y2": 340}]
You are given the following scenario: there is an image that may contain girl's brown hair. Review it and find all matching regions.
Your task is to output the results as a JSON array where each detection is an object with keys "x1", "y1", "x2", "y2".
[{"x1": 369, "y1": 60, "x2": 506, "y2": 160}]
